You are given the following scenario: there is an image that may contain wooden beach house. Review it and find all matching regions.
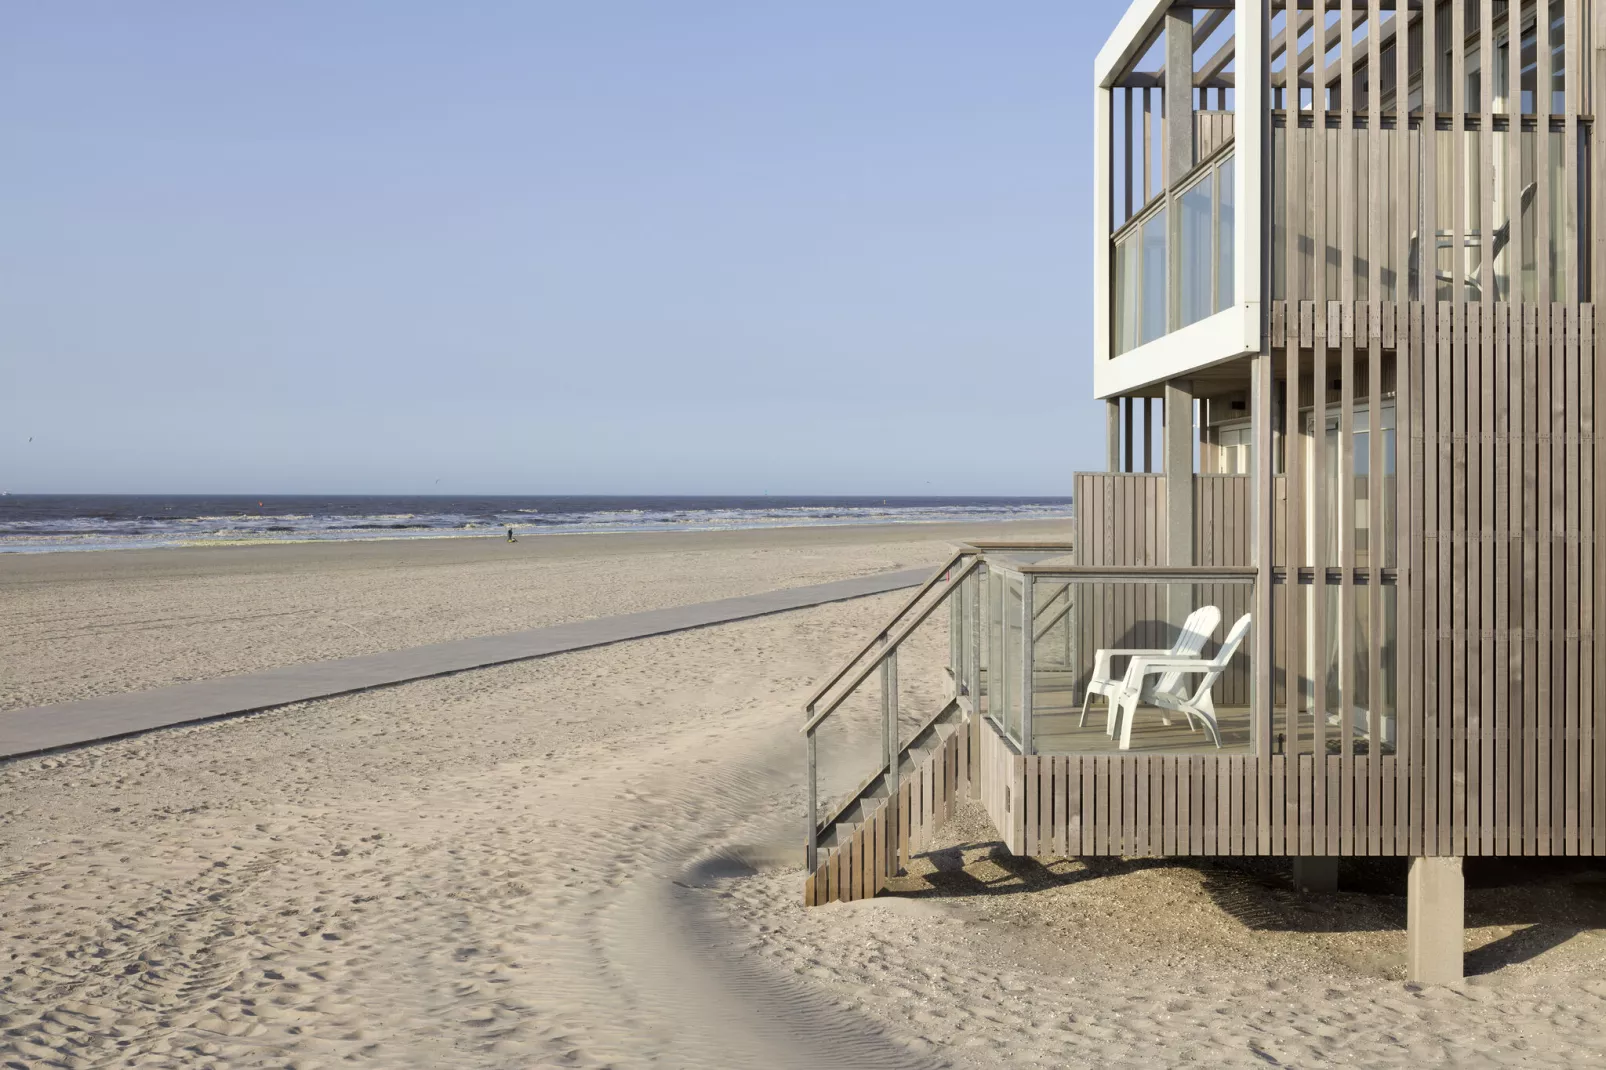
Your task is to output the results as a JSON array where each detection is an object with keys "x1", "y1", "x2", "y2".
[{"x1": 802, "y1": 0, "x2": 1604, "y2": 984}]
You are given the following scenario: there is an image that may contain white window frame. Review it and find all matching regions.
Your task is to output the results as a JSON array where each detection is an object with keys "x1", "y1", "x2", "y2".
[{"x1": 1092, "y1": 0, "x2": 1263, "y2": 399}]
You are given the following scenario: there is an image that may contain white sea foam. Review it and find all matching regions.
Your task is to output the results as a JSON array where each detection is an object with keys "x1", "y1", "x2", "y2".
[{"x1": 0, "y1": 497, "x2": 1073, "y2": 553}]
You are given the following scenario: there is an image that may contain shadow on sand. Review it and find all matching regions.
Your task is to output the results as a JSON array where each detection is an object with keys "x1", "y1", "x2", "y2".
[{"x1": 883, "y1": 829, "x2": 1606, "y2": 974}]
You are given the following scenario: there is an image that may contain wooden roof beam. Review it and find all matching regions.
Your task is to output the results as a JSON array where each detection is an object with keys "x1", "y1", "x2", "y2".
[
  {"x1": 1270, "y1": 5, "x2": 1421, "y2": 89},
  {"x1": 1315, "y1": 5, "x2": 1422, "y2": 90},
  {"x1": 1119, "y1": 69, "x2": 1237, "y2": 90},
  {"x1": 1193, "y1": 7, "x2": 1231, "y2": 47},
  {"x1": 1269, "y1": 8, "x2": 1361, "y2": 88},
  {"x1": 1268, "y1": 7, "x2": 1316, "y2": 67},
  {"x1": 1276, "y1": 0, "x2": 1421, "y2": 9},
  {"x1": 1197, "y1": 34, "x2": 1236, "y2": 84}
]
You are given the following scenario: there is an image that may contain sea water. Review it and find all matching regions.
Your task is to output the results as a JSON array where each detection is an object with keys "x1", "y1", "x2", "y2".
[{"x1": 0, "y1": 494, "x2": 1073, "y2": 553}]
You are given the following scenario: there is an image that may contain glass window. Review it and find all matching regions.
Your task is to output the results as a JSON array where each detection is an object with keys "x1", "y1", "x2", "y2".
[
  {"x1": 1216, "y1": 422, "x2": 1252, "y2": 474},
  {"x1": 1311, "y1": 403, "x2": 1396, "y2": 568},
  {"x1": 1180, "y1": 173, "x2": 1213, "y2": 328},
  {"x1": 1550, "y1": 0, "x2": 1565, "y2": 115},
  {"x1": 1217, "y1": 155, "x2": 1235, "y2": 311},
  {"x1": 1114, "y1": 230, "x2": 1141, "y2": 354},
  {"x1": 1110, "y1": 150, "x2": 1238, "y2": 355},
  {"x1": 1140, "y1": 207, "x2": 1168, "y2": 345}
]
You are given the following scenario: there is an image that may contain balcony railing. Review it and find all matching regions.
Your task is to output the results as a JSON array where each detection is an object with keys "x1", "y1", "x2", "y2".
[{"x1": 967, "y1": 556, "x2": 1259, "y2": 757}]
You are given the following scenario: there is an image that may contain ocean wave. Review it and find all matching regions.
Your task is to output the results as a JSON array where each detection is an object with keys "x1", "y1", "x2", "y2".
[{"x1": 0, "y1": 495, "x2": 1074, "y2": 553}]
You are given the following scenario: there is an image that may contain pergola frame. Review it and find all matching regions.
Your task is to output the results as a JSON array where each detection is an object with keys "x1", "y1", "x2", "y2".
[{"x1": 1092, "y1": 0, "x2": 1264, "y2": 399}]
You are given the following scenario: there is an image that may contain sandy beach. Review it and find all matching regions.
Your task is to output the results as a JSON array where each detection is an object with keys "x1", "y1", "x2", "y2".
[
  {"x1": 4, "y1": 522, "x2": 1606, "y2": 1068},
  {"x1": 0, "y1": 520, "x2": 1062, "y2": 712}
]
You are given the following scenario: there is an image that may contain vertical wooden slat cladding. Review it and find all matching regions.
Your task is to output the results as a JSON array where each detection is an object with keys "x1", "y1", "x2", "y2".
[
  {"x1": 1593, "y1": 304, "x2": 1604, "y2": 857},
  {"x1": 1568, "y1": 303, "x2": 1582, "y2": 854},
  {"x1": 1395, "y1": 0, "x2": 1416, "y2": 860},
  {"x1": 1475, "y1": 0, "x2": 1495, "y2": 864},
  {"x1": 1057, "y1": 305, "x2": 1597, "y2": 863},
  {"x1": 1552, "y1": 301, "x2": 1566, "y2": 855},
  {"x1": 1587, "y1": 306, "x2": 1601, "y2": 856},
  {"x1": 1408, "y1": 301, "x2": 1425, "y2": 856},
  {"x1": 1538, "y1": 298, "x2": 1551, "y2": 854},
  {"x1": 1432, "y1": 0, "x2": 1445, "y2": 861},
  {"x1": 1367, "y1": 0, "x2": 1388, "y2": 844},
  {"x1": 898, "y1": 778, "x2": 912, "y2": 873},
  {"x1": 1525, "y1": 304, "x2": 1540, "y2": 853},
  {"x1": 1335, "y1": 2, "x2": 1353, "y2": 856},
  {"x1": 1495, "y1": 303, "x2": 1511, "y2": 857},
  {"x1": 1454, "y1": 300, "x2": 1470, "y2": 858},
  {"x1": 1336, "y1": 0, "x2": 1349, "y2": 848},
  {"x1": 1300, "y1": 0, "x2": 1330, "y2": 857},
  {"x1": 1025, "y1": 754, "x2": 1039, "y2": 857},
  {"x1": 1340, "y1": 308, "x2": 1357, "y2": 857},
  {"x1": 1058, "y1": 755, "x2": 1072, "y2": 857},
  {"x1": 978, "y1": 2, "x2": 1606, "y2": 873},
  {"x1": 1467, "y1": 301, "x2": 1483, "y2": 858},
  {"x1": 1441, "y1": 300, "x2": 1459, "y2": 854},
  {"x1": 1372, "y1": 312, "x2": 1388, "y2": 855},
  {"x1": 1195, "y1": 476, "x2": 1254, "y2": 705}
]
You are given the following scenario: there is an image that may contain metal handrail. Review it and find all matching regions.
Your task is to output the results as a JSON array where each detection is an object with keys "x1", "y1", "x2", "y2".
[
  {"x1": 800, "y1": 547, "x2": 971, "y2": 713},
  {"x1": 1034, "y1": 593, "x2": 1073, "y2": 643},
  {"x1": 803, "y1": 551, "x2": 982, "y2": 875},
  {"x1": 800, "y1": 542, "x2": 1081, "y2": 731},
  {"x1": 1001, "y1": 564, "x2": 1257, "y2": 580},
  {"x1": 1032, "y1": 581, "x2": 1070, "y2": 622},
  {"x1": 802, "y1": 556, "x2": 983, "y2": 734}
]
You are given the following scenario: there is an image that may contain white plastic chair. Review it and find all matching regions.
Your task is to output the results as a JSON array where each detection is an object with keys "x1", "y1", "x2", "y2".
[
  {"x1": 1079, "y1": 605, "x2": 1221, "y2": 736},
  {"x1": 1113, "y1": 612, "x2": 1252, "y2": 751}
]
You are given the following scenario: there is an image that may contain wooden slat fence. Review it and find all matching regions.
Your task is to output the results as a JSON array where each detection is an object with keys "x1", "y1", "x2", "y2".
[
  {"x1": 979, "y1": 713, "x2": 1024, "y2": 855},
  {"x1": 1073, "y1": 472, "x2": 1253, "y2": 706},
  {"x1": 1195, "y1": 109, "x2": 1235, "y2": 161},
  {"x1": 1258, "y1": 297, "x2": 1600, "y2": 856},
  {"x1": 1012, "y1": 746, "x2": 1404, "y2": 859}
]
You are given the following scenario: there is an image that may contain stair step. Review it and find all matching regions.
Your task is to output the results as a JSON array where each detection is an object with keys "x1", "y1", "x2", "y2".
[{"x1": 815, "y1": 701, "x2": 966, "y2": 853}]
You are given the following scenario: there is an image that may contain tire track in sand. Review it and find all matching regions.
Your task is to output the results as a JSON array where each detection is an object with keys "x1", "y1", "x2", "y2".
[{"x1": 0, "y1": 599, "x2": 943, "y2": 1068}]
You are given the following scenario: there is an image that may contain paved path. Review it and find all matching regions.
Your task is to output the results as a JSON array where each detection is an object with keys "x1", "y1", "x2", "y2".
[{"x1": 1, "y1": 567, "x2": 929, "y2": 759}]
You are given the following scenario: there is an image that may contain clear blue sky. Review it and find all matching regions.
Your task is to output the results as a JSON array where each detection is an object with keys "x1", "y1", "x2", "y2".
[{"x1": 2, "y1": 2, "x2": 1119, "y2": 496}]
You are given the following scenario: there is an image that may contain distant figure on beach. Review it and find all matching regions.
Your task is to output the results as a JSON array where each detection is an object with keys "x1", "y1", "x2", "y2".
[{"x1": 506, "y1": 526, "x2": 517, "y2": 543}]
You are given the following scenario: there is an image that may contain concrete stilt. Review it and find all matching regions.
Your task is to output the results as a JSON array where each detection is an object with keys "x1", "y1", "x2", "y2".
[
  {"x1": 1407, "y1": 857, "x2": 1464, "y2": 985},
  {"x1": 1292, "y1": 856, "x2": 1338, "y2": 893}
]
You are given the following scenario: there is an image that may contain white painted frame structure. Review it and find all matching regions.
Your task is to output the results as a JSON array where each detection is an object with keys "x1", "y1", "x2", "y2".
[{"x1": 1092, "y1": 0, "x2": 1264, "y2": 399}]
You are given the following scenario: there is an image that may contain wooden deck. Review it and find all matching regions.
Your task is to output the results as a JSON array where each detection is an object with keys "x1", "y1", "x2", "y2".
[
  {"x1": 1030, "y1": 704, "x2": 1253, "y2": 756},
  {"x1": 980, "y1": 712, "x2": 1412, "y2": 859}
]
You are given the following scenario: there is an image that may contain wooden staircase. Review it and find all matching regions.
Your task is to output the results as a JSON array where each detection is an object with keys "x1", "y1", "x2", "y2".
[{"x1": 803, "y1": 698, "x2": 971, "y2": 905}]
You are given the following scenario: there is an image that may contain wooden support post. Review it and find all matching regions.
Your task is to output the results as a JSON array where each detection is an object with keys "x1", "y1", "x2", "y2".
[
  {"x1": 1165, "y1": 379, "x2": 1196, "y2": 628},
  {"x1": 1255, "y1": 353, "x2": 1275, "y2": 768},
  {"x1": 1125, "y1": 397, "x2": 1136, "y2": 472},
  {"x1": 883, "y1": 644, "x2": 900, "y2": 871},
  {"x1": 1108, "y1": 398, "x2": 1123, "y2": 472},
  {"x1": 1021, "y1": 577, "x2": 1035, "y2": 757},
  {"x1": 880, "y1": 636, "x2": 894, "y2": 773},
  {"x1": 1166, "y1": 5, "x2": 1194, "y2": 333},
  {"x1": 805, "y1": 723, "x2": 818, "y2": 873},
  {"x1": 1143, "y1": 398, "x2": 1154, "y2": 473}
]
